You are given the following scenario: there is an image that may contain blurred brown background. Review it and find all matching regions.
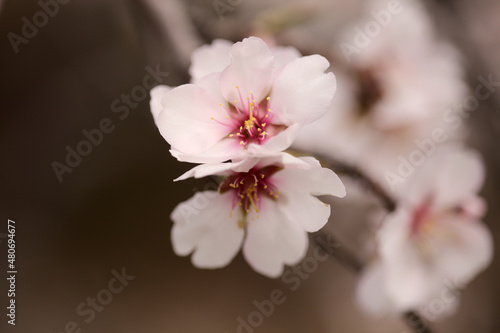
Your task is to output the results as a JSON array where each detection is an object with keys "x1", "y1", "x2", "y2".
[{"x1": 1, "y1": 0, "x2": 499, "y2": 332}]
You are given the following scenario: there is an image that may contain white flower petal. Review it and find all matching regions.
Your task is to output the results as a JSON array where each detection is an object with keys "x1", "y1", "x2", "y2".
[
  {"x1": 271, "y1": 55, "x2": 336, "y2": 125},
  {"x1": 156, "y1": 84, "x2": 229, "y2": 155},
  {"x1": 170, "y1": 191, "x2": 244, "y2": 268},
  {"x1": 170, "y1": 139, "x2": 244, "y2": 164},
  {"x1": 432, "y1": 150, "x2": 485, "y2": 209},
  {"x1": 189, "y1": 39, "x2": 232, "y2": 82},
  {"x1": 196, "y1": 72, "x2": 224, "y2": 103},
  {"x1": 378, "y1": 209, "x2": 432, "y2": 309},
  {"x1": 272, "y1": 159, "x2": 345, "y2": 232},
  {"x1": 149, "y1": 85, "x2": 171, "y2": 124},
  {"x1": 221, "y1": 37, "x2": 275, "y2": 104},
  {"x1": 254, "y1": 151, "x2": 311, "y2": 170},
  {"x1": 245, "y1": 124, "x2": 301, "y2": 157},
  {"x1": 243, "y1": 198, "x2": 308, "y2": 278},
  {"x1": 404, "y1": 149, "x2": 484, "y2": 209},
  {"x1": 174, "y1": 158, "x2": 259, "y2": 181},
  {"x1": 275, "y1": 157, "x2": 346, "y2": 198},
  {"x1": 433, "y1": 217, "x2": 493, "y2": 286}
]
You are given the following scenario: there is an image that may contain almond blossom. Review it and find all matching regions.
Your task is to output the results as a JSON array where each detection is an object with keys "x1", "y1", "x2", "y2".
[
  {"x1": 170, "y1": 153, "x2": 346, "y2": 278},
  {"x1": 293, "y1": 1, "x2": 468, "y2": 190},
  {"x1": 150, "y1": 36, "x2": 336, "y2": 164},
  {"x1": 356, "y1": 148, "x2": 493, "y2": 318}
]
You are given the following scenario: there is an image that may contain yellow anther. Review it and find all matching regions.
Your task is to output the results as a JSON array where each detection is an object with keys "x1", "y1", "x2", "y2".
[
  {"x1": 240, "y1": 141, "x2": 244, "y2": 145},
  {"x1": 236, "y1": 85, "x2": 239, "y2": 89},
  {"x1": 226, "y1": 116, "x2": 229, "y2": 119},
  {"x1": 266, "y1": 97, "x2": 270, "y2": 101},
  {"x1": 229, "y1": 134, "x2": 233, "y2": 137},
  {"x1": 261, "y1": 174, "x2": 265, "y2": 178},
  {"x1": 211, "y1": 117, "x2": 214, "y2": 120}
]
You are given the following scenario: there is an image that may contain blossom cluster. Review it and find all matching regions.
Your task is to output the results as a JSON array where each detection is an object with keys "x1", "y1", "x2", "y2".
[{"x1": 150, "y1": 37, "x2": 345, "y2": 278}]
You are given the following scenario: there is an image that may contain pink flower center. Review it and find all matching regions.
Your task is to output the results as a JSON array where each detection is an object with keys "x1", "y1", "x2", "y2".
[
  {"x1": 219, "y1": 165, "x2": 282, "y2": 219},
  {"x1": 212, "y1": 87, "x2": 286, "y2": 147},
  {"x1": 410, "y1": 200, "x2": 433, "y2": 236}
]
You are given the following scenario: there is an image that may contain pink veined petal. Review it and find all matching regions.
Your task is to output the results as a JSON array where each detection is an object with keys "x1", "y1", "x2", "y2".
[
  {"x1": 243, "y1": 198, "x2": 308, "y2": 278},
  {"x1": 220, "y1": 37, "x2": 275, "y2": 104},
  {"x1": 156, "y1": 84, "x2": 229, "y2": 155},
  {"x1": 170, "y1": 191, "x2": 245, "y2": 269},
  {"x1": 189, "y1": 39, "x2": 232, "y2": 82},
  {"x1": 174, "y1": 158, "x2": 259, "y2": 181},
  {"x1": 432, "y1": 216, "x2": 493, "y2": 286},
  {"x1": 270, "y1": 54, "x2": 336, "y2": 125},
  {"x1": 149, "y1": 85, "x2": 172, "y2": 124},
  {"x1": 356, "y1": 262, "x2": 394, "y2": 318}
]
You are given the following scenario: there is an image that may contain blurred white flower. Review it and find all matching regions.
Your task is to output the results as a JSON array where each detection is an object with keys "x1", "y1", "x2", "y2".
[
  {"x1": 170, "y1": 153, "x2": 346, "y2": 278},
  {"x1": 356, "y1": 148, "x2": 493, "y2": 318},
  {"x1": 150, "y1": 36, "x2": 336, "y2": 164},
  {"x1": 293, "y1": 1, "x2": 468, "y2": 187}
]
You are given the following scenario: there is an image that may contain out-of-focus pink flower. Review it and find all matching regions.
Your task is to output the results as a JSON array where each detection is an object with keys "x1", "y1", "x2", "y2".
[
  {"x1": 356, "y1": 148, "x2": 493, "y2": 318},
  {"x1": 170, "y1": 153, "x2": 346, "y2": 278},
  {"x1": 293, "y1": 1, "x2": 468, "y2": 188},
  {"x1": 150, "y1": 37, "x2": 336, "y2": 164}
]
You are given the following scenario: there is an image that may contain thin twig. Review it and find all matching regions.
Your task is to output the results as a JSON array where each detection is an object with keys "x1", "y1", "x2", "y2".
[
  {"x1": 404, "y1": 311, "x2": 433, "y2": 333},
  {"x1": 313, "y1": 229, "x2": 363, "y2": 274}
]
